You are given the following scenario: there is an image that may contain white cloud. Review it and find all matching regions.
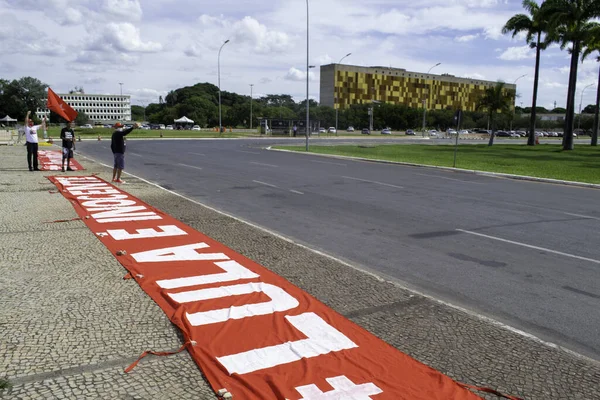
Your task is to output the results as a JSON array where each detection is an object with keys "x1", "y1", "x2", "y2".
[
  {"x1": 498, "y1": 46, "x2": 534, "y2": 61},
  {"x1": 284, "y1": 67, "x2": 315, "y2": 81},
  {"x1": 462, "y1": 73, "x2": 486, "y2": 80},
  {"x1": 455, "y1": 34, "x2": 478, "y2": 42},
  {"x1": 315, "y1": 54, "x2": 333, "y2": 65},
  {"x1": 101, "y1": 23, "x2": 162, "y2": 52},
  {"x1": 103, "y1": 0, "x2": 142, "y2": 21}
]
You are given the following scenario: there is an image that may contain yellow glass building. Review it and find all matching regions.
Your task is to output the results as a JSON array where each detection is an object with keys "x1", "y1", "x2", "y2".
[{"x1": 320, "y1": 64, "x2": 516, "y2": 112}]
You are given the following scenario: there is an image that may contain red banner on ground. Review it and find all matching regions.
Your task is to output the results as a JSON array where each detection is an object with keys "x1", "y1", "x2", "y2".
[
  {"x1": 48, "y1": 175, "x2": 482, "y2": 400},
  {"x1": 38, "y1": 150, "x2": 84, "y2": 171}
]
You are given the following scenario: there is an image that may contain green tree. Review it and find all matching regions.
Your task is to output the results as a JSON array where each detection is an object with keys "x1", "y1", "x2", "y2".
[
  {"x1": 503, "y1": 0, "x2": 549, "y2": 145},
  {"x1": 0, "y1": 77, "x2": 47, "y2": 120},
  {"x1": 477, "y1": 82, "x2": 513, "y2": 146},
  {"x1": 582, "y1": 25, "x2": 600, "y2": 145},
  {"x1": 131, "y1": 105, "x2": 145, "y2": 121},
  {"x1": 75, "y1": 111, "x2": 90, "y2": 126},
  {"x1": 541, "y1": 0, "x2": 600, "y2": 149}
]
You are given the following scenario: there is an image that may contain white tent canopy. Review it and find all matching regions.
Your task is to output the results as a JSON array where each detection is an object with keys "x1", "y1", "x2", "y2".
[
  {"x1": 0, "y1": 115, "x2": 17, "y2": 122},
  {"x1": 174, "y1": 116, "x2": 194, "y2": 124}
]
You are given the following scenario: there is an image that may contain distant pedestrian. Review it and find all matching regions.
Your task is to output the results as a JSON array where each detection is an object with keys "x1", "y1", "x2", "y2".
[
  {"x1": 24, "y1": 111, "x2": 46, "y2": 171},
  {"x1": 60, "y1": 121, "x2": 76, "y2": 172},
  {"x1": 111, "y1": 122, "x2": 138, "y2": 183},
  {"x1": 293, "y1": 124, "x2": 298, "y2": 137}
]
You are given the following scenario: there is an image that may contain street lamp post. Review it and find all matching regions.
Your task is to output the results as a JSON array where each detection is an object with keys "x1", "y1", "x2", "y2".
[
  {"x1": 335, "y1": 53, "x2": 352, "y2": 136},
  {"x1": 250, "y1": 84, "x2": 254, "y2": 130},
  {"x1": 422, "y1": 63, "x2": 441, "y2": 135},
  {"x1": 510, "y1": 74, "x2": 527, "y2": 131},
  {"x1": 578, "y1": 83, "x2": 594, "y2": 130},
  {"x1": 118, "y1": 83, "x2": 124, "y2": 121},
  {"x1": 305, "y1": 0, "x2": 310, "y2": 151},
  {"x1": 218, "y1": 39, "x2": 230, "y2": 134}
]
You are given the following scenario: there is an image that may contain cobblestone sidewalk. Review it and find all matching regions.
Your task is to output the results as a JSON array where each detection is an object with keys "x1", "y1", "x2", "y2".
[{"x1": 0, "y1": 145, "x2": 598, "y2": 399}]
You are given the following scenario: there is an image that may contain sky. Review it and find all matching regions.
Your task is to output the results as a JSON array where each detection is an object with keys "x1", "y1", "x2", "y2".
[{"x1": 1, "y1": 0, "x2": 599, "y2": 110}]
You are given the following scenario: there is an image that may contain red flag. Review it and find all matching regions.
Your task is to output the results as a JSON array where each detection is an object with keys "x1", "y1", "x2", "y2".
[{"x1": 47, "y1": 88, "x2": 78, "y2": 122}]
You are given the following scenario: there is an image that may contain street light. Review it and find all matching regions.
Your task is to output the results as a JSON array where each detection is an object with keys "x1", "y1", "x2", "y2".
[
  {"x1": 510, "y1": 74, "x2": 527, "y2": 131},
  {"x1": 338, "y1": 53, "x2": 351, "y2": 65},
  {"x1": 218, "y1": 39, "x2": 230, "y2": 134},
  {"x1": 422, "y1": 63, "x2": 441, "y2": 135},
  {"x1": 335, "y1": 53, "x2": 352, "y2": 136},
  {"x1": 118, "y1": 83, "x2": 124, "y2": 121},
  {"x1": 578, "y1": 83, "x2": 594, "y2": 130},
  {"x1": 305, "y1": 0, "x2": 310, "y2": 151},
  {"x1": 249, "y1": 84, "x2": 254, "y2": 130}
]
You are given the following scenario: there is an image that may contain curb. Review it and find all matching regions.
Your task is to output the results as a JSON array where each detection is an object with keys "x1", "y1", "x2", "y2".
[{"x1": 267, "y1": 147, "x2": 600, "y2": 190}]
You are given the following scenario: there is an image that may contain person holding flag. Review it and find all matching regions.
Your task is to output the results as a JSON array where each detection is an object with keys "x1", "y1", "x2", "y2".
[
  {"x1": 24, "y1": 111, "x2": 46, "y2": 171},
  {"x1": 60, "y1": 121, "x2": 76, "y2": 172}
]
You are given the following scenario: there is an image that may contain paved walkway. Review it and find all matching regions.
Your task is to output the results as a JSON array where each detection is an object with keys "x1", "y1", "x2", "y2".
[{"x1": 0, "y1": 144, "x2": 598, "y2": 399}]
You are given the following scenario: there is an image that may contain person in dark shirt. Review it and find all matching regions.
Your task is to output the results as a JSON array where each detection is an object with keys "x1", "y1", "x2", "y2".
[
  {"x1": 60, "y1": 121, "x2": 76, "y2": 172},
  {"x1": 111, "y1": 122, "x2": 138, "y2": 183}
]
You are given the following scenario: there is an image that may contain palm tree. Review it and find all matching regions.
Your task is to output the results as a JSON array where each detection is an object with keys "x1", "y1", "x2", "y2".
[
  {"x1": 502, "y1": 0, "x2": 548, "y2": 146},
  {"x1": 540, "y1": 0, "x2": 600, "y2": 150},
  {"x1": 477, "y1": 82, "x2": 513, "y2": 146},
  {"x1": 582, "y1": 26, "x2": 600, "y2": 146}
]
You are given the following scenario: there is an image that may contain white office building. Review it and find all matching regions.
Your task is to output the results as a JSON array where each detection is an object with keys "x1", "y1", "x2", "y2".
[{"x1": 36, "y1": 92, "x2": 132, "y2": 122}]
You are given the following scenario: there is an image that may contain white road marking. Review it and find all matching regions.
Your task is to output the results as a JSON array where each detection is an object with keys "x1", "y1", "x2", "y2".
[
  {"x1": 416, "y1": 173, "x2": 484, "y2": 184},
  {"x1": 457, "y1": 229, "x2": 600, "y2": 265},
  {"x1": 237, "y1": 150, "x2": 260, "y2": 154},
  {"x1": 290, "y1": 190, "x2": 304, "y2": 195},
  {"x1": 177, "y1": 163, "x2": 203, "y2": 171},
  {"x1": 189, "y1": 152, "x2": 206, "y2": 156},
  {"x1": 250, "y1": 162, "x2": 278, "y2": 168},
  {"x1": 129, "y1": 153, "x2": 142, "y2": 157},
  {"x1": 564, "y1": 212, "x2": 600, "y2": 221},
  {"x1": 79, "y1": 153, "x2": 597, "y2": 365},
  {"x1": 342, "y1": 176, "x2": 403, "y2": 189},
  {"x1": 312, "y1": 160, "x2": 347, "y2": 166},
  {"x1": 253, "y1": 180, "x2": 278, "y2": 188}
]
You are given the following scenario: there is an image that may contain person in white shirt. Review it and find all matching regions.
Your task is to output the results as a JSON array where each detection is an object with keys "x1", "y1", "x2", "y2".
[{"x1": 24, "y1": 110, "x2": 46, "y2": 171}]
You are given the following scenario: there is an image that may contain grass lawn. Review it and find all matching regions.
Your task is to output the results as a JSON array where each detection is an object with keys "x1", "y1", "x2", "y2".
[{"x1": 274, "y1": 143, "x2": 600, "y2": 184}]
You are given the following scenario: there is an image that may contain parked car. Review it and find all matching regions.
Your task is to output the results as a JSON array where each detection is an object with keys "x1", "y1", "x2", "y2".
[
  {"x1": 328, "y1": 127, "x2": 337, "y2": 134},
  {"x1": 405, "y1": 129, "x2": 415, "y2": 135},
  {"x1": 318, "y1": 127, "x2": 326, "y2": 134},
  {"x1": 159, "y1": 124, "x2": 166, "y2": 130},
  {"x1": 191, "y1": 125, "x2": 201, "y2": 131},
  {"x1": 429, "y1": 130, "x2": 438, "y2": 136},
  {"x1": 140, "y1": 124, "x2": 150, "y2": 130},
  {"x1": 447, "y1": 129, "x2": 457, "y2": 136},
  {"x1": 459, "y1": 129, "x2": 469, "y2": 135},
  {"x1": 496, "y1": 131, "x2": 510, "y2": 137},
  {"x1": 381, "y1": 128, "x2": 391, "y2": 135},
  {"x1": 79, "y1": 124, "x2": 93, "y2": 129},
  {"x1": 165, "y1": 125, "x2": 174, "y2": 130},
  {"x1": 510, "y1": 132, "x2": 521, "y2": 138},
  {"x1": 347, "y1": 126, "x2": 355, "y2": 132},
  {"x1": 361, "y1": 128, "x2": 371, "y2": 135}
]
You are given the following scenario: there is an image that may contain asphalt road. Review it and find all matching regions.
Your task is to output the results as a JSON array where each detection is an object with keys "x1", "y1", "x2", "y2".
[{"x1": 75, "y1": 137, "x2": 600, "y2": 361}]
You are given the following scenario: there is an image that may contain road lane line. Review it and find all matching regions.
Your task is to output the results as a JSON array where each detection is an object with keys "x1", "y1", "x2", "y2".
[
  {"x1": 564, "y1": 212, "x2": 600, "y2": 221},
  {"x1": 253, "y1": 180, "x2": 278, "y2": 188},
  {"x1": 312, "y1": 160, "x2": 347, "y2": 166},
  {"x1": 250, "y1": 162, "x2": 278, "y2": 168},
  {"x1": 178, "y1": 163, "x2": 203, "y2": 171},
  {"x1": 237, "y1": 150, "x2": 260, "y2": 154},
  {"x1": 457, "y1": 229, "x2": 600, "y2": 265},
  {"x1": 290, "y1": 190, "x2": 304, "y2": 195},
  {"x1": 416, "y1": 173, "x2": 484, "y2": 184},
  {"x1": 129, "y1": 153, "x2": 142, "y2": 157},
  {"x1": 189, "y1": 152, "x2": 206, "y2": 156},
  {"x1": 342, "y1": 176, "x2": 404, "y2": 189}
]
